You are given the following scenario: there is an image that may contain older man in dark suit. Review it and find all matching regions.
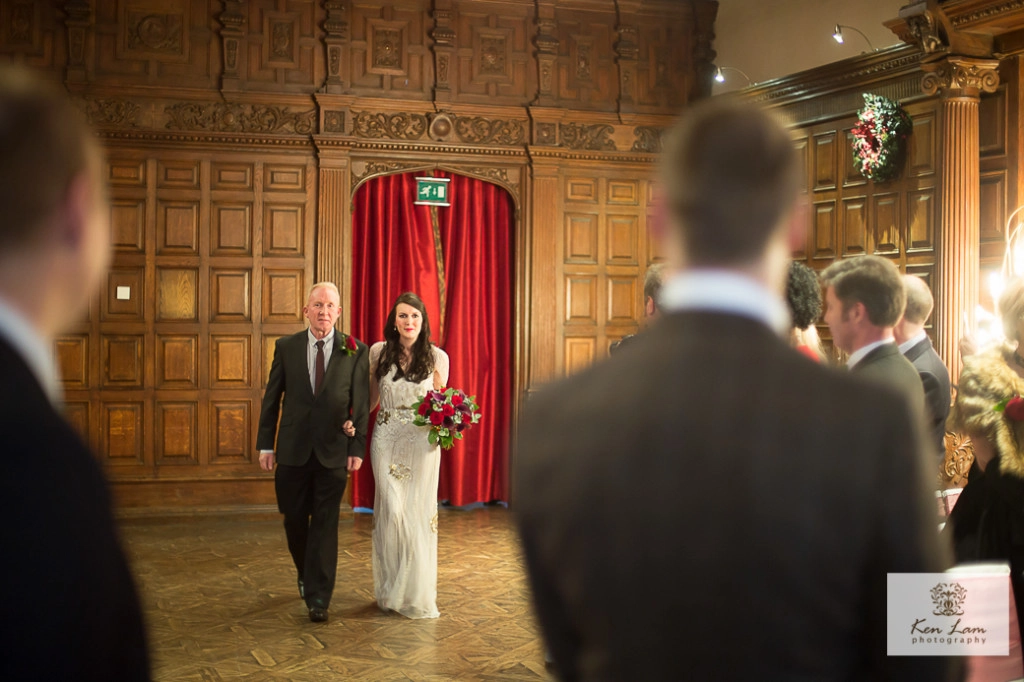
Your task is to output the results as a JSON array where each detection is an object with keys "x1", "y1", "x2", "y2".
[
  {"x1": 0, "y1": 65, "x2": 150, "y2": 680},
  {"x1": 821, "y1": 255, "x2": 927, "y2": 422},
  {"x1": 895, "y1": 274, "x2": 952, "y2": 464},
  {"x1": 514, "y1": 100, "x2": 956, "y2": 680},
  {"x1": 258, "y1": 282, "x2": 369, "y2": 623}
]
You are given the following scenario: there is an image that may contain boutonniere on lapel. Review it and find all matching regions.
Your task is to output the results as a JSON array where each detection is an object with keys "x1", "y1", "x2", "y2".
[
  {"x1": 342, "y1": 334, "x2": 358, "y2": 356},
  {"x1": 994, "y1": 395, "x2": 1024, "y2": 421}
]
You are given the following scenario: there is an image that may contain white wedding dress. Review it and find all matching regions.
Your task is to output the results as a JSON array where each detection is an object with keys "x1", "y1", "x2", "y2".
[{"x1": 370, "y1": 342, "x2": 449, "y2": 619}]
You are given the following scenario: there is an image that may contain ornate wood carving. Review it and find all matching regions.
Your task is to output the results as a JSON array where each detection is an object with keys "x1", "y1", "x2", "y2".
[
  {"x1": 690, "y1": 0, "x2": 719, "y2": 99},
  {"x1": 559, "y1": 123, "x2": 615, "y2": 151},
  {"x1": 323, "y1": 110, "x2": 345, "y2": 133},
  {"x1": 921, "y1": 55, "x2": 1001, "y2": 97},
  {"x1": 373, "y1": 28, "x2": 402, "y2": 70},
  {"x1": 217, "y1": 0, "x2": 245, "y2": 90},
  {"x1": 322, "y1": 0, "x2": 349, "y2": 93},
  {"x1": 84, "y1": 99, "x2": 140, "y2": 128},
  {"x1": 534, "y1": 122, "x2": 557, "y2": 146},
  {"x1": 351, "y1": 111, "x2": 428, "y2": 140},
  {"x1": 430, "y1": 2, "x2": 455, "y2": 101},
  {"x1": 480, "y1": 36, "x2": 507, "y2": 76},
  {"x1": 351, "y1": 161, "x2": 423, "y2": 190},
  {"x1": 453, "y1": 117, "x2": 526, "y2": 146},
  {"x1": 943, "y1": 431, "x2": 974, "y2": 488},
  {"x1": 631, "y1": 126, "x2": 663, "y2": 153},
  {"x1": 63, "y1": 0, "x2": 91, "y2": 83},
  {"x1": 615, "y1": 23, "x2": 639, "y2": 113},
  {"x1": 533, "y1": 8, "x2": 558, "y2": 106},
  {"x1": 164, "y1": 103, "x2": 316, "y2": 135},
  {"x1": 126, "y1": 11, "x2": 182, "y2": 54}
]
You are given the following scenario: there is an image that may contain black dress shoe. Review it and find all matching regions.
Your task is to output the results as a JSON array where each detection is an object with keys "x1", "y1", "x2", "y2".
[
  {"x1": 308, "y1": 607, "x2": 328, "y2": 623},
  {"x1": 297, "y1": 578, "x2": 304, "y2": 599}
]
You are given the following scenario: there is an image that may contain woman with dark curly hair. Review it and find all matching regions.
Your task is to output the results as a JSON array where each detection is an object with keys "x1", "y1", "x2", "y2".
[
  {"x1": 785, "y1": 261, "x2": 824, "y2": 361},
  {"x1": 367, "y1": 292, "x2": 449, "y2": 618}
]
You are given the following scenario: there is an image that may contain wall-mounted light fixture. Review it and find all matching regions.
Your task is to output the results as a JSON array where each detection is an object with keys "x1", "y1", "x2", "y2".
[
  {"x1": 832, "y1": 24, "x2": 876, "y2": 51},
  {"x1": 713, "y1": 66, "x2": 752, "y2": 86}
]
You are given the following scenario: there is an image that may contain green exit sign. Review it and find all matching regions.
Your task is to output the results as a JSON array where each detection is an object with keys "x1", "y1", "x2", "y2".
[{"x1": 415, "y1": 177, "x2": 451, "y2": 206}]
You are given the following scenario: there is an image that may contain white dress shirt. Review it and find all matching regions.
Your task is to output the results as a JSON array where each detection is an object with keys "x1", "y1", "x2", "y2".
[
  {"x1": 847, "y1": 338, "x2": 895, "y2": 369},
  {"x1": 658, "y1": 270, "x2": 791, "y2": 337},
  {"x1": 0, "y1": 296, "x2": 61, "y2": 405},
  {"x1": 898, "y1": 330, "x2": 927, "y2": 355}
]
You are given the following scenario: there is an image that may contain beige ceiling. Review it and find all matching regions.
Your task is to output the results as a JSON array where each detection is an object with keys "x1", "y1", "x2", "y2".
[{"x1": 711, "y1": 0, "x2": 908, "y2": 94}]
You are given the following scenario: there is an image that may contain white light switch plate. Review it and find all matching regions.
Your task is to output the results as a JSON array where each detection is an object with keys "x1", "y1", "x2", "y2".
[{"x1": 116, "y1": 286, "x2": 131, "y2": 300}]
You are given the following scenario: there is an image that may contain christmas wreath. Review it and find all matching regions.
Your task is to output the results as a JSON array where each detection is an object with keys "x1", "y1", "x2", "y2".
[{"x1": 850, "y1": 93, "x2": 913, "y2": 182}]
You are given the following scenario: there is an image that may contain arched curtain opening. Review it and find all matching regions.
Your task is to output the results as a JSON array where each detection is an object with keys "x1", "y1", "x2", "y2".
[{"x1": 348, "y1": 170, "x2": 514, "y2": 509}]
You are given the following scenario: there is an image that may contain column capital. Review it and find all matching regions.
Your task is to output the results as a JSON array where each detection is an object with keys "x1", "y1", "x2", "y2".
[{"x1": 921, "y1": 55, "x2": 1000, "y2": 98}]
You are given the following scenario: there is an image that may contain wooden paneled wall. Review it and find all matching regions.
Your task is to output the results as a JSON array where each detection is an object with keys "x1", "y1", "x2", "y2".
[
  {"x1": 744, "y1": 47, "x2": 1019, "y2": 361},
  {"x1": 1, "y1": 0, "x2": 712, "y2": 511}
]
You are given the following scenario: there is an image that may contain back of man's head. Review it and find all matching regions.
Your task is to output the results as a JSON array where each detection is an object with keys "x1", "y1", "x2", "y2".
[
  {"x1": 901, "y1": 275, "x2": 934, "y2": 326},
  {"x1": 0, "y1": 64, "x2": 97, "y2": 252},
  {"x1": 821, "y1": 255, "x2": 906, "y2": 328},
  {"x1": 661, "y1": 99, "x2": 801, "y2": 267}
]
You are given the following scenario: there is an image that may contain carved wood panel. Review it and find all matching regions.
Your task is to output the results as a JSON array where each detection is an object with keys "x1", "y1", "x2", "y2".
[
  {"x1": 91, "y1": 0, "x2": 218, "y2": 89},
  {"x1": 451, "y1": 4, "x2": 532, "y2": 102},
  {"x1": 348, "y1": 1, "x2": 430, "y2": 96}
]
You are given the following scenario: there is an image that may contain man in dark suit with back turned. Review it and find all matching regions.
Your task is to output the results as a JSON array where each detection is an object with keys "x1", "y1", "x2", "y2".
[
  {"x1": 514, "y1": 99, "x2": 956, "y2": 680},
  {"x1": 258, "y1": 282, "x2": 369, "y2": 623},
  {"x1": 0, "y1": 64, "x2": 150, "y2": 679},
  {"x1": 821, "y1": 255, "x2": 927, "y2": 423},
  {"x1": 895, "y1": 274, "x2": 952, "y2": 465}
]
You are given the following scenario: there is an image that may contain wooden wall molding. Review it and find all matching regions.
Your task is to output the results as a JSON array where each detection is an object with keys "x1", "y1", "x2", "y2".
[{"x1": 740, "y1": 46, "x2": 926, "y2": 124}]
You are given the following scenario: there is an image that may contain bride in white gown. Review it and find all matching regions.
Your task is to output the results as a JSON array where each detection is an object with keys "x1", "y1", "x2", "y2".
[{"x1": 368, "y1": 292, "x2": 449, "y2": 619}]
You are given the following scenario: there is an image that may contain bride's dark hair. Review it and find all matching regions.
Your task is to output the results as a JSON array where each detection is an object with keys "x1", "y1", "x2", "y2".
[{"x1": 375, "y1": 292, "x2": 435, "y2": 383}]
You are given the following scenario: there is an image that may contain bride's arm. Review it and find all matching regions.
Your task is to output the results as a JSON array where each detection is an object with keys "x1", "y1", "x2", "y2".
[
  {"x1": 369, "y1": 342, "x2": 383, "y2": 411},
  {"x1": 433, "y1": 347, "x2": 450, "y2": 391}
]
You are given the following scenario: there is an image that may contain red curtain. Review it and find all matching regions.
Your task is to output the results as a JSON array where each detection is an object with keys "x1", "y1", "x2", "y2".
[
  {"x1": 349, "y1": 173, "x2": 440, "y2": 509},
  {"x1": 433, "y1": 171, "x2": 513, "y2": 505},
  {"x1": 349, "y1": 171, "x2": 513, "y2": 508}
]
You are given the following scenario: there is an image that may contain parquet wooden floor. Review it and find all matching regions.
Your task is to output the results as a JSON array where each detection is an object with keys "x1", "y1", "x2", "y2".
[{"x1": 120, "y1": 506, "x2": 553, "y2": 682}]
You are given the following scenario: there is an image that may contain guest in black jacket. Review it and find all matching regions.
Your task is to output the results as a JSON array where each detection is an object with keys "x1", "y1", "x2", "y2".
[{"x1": 0, "y1": 64, "x2": 150, "y2": 680}]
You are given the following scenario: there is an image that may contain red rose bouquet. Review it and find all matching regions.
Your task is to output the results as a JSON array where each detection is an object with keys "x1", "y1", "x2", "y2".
[
  {"x1": 995, "y1": 395, "x2": 1024, "y2": 421},
  {"x1": 412, "y1": 387, "x2": 482, "y2": 450}
]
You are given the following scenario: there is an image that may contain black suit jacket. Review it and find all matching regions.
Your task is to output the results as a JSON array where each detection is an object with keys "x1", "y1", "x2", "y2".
[
  {"x1": 257, "y1": 329, "x2": 370, "y2": 467},
  {"x1": 0, "y1": 337, "x2": 150, "y2": 680},
  {"x1": 903, "y1": 336, "x2": 952, "y2": 457},
  {"x1": 851, "y1": 341, "x2": 927, "y2": 425},
  {"x1": 515, "y1": 312, "x2": 955, "y2": 681}
]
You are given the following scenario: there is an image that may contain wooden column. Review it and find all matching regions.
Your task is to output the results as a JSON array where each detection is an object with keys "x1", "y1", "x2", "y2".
[{"x1": 921, "y1": 55, "x2": 999, "y2": 376}]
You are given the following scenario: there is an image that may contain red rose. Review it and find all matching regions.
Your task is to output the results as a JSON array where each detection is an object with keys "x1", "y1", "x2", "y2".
[
  {"x1": 345, "y1": 335, "x2": 357, "y2": 351},
  {"x1": 429, "y1": 411, "x2": 444, "y2": 426},
  {"x1": 417, "y1": 401, "x2": 430, "y2": 416},
  {"x1": 442, "y1": 404, "x2": 455, "y2": 417},
  {"x1": 451, "y1": 393, "x2": 464, "y2": 407},
  {"x1": 1007, "y1": 397, "x2": 1024, "y2": 421}
]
